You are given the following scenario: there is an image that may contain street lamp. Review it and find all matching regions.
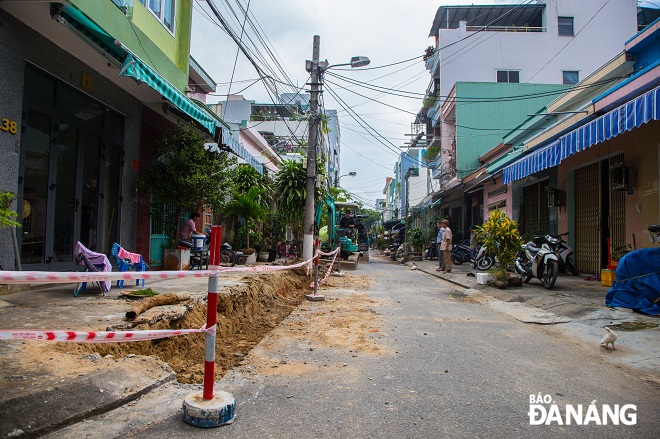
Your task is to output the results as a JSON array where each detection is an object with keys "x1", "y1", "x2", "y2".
[
  {"x1": 302, "y1": 35, "x2": 370, "y2": 261},
  {"x1": 336, "y1": 171, "x2": 357, "y2": 186}
]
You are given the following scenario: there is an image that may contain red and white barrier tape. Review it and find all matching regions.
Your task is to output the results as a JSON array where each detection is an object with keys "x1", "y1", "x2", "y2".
[
  {"x1": 0, "y1": 325, "x2": 215, "y2": 343},
  {"x1": 0, "y1": 257, "x2": 314, "y2": 285},
  {"x1": 318, "y1": 247, "x2": 341, "y2": 257},
  {"x1": 310, "y1": 247, "x2": 340, "y2": 289}
]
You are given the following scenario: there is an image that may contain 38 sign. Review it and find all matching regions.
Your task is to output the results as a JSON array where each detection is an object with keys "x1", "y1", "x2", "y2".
[{"x1": 1, "y1": 117, "x2": 18, "y2": 135}]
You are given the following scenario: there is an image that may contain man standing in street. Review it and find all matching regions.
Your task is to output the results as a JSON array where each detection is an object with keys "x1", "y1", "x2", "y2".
[
  {"x1": 436, "y1": 220, "x2": 445, "y2": 272},
  {"x1": 439, "y1": 219, "x2": 453, "y2": 273}
]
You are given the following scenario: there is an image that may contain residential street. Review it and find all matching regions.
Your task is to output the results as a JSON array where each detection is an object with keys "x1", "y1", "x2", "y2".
[{"x1": 47, "y1": 256, "x2": 659, "y2": 439}]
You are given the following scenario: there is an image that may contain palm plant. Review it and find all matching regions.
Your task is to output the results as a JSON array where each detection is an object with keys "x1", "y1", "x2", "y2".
[
  {"x1": 273, "y1": 159, "x2": 306, "y2": 239},
  {"x1": 223, "y1": 187, "x2": 268, "y2": 248}
]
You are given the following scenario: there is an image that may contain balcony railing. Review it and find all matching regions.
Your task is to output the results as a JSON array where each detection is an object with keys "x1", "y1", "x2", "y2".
[{"x1": 465, "y1": 25, "x2": 546, "y2": 33}]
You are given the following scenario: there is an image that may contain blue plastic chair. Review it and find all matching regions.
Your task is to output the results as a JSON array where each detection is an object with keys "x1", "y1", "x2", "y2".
[{"x1": 111, "y1": 243, "x2": 146, "y2": 289}]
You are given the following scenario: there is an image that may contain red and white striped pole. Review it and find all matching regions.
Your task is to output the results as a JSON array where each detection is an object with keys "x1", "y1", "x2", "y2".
[
  {"x1": 199, "y1": 224, "x2": 222, "y2": 399},
  {"x1": 183, "y1": 268, "x2": 235, "y2": 427},
  {"x1": 203, "y1": 272, "x2": 218, "y2": 400}
]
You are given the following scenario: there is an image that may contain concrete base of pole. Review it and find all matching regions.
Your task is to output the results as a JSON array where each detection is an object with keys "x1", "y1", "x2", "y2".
[
  {"x1": 305, "y1": 294, "x2": 325, "y2": 301},
  {"x1": 331, "y1": 272, "x2": 345, "y2": 277},
  {"x1": 182, "y1": 390, "x2": 236, "y2": 428}
]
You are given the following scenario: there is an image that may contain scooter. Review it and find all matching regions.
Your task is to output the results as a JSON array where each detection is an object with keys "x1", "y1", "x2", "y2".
[
  {"x1": 515, "y1": 241, "x2": 559, "y2": 289},
  {"x1": 472, "y1": 244, "x2": 495, "y2": 270},
  {"x1": 539, "y1": 232, "x2": 577, "y2": 275},
  {"x1": 451, "y1": 243, "x2": 473, "y2": 265}
]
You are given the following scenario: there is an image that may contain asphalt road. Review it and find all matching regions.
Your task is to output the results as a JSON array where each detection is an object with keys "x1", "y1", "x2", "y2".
[{"x1": 48, "y1": 256, "x2": 659, "y2": 439}]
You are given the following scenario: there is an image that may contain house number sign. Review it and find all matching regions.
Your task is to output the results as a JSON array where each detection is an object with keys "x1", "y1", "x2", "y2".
[{"x1": 1, "y1": 118, "x2": 18, "y2": 135}]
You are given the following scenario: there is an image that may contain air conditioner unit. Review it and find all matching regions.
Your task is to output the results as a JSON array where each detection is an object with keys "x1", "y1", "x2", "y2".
[
  {"x1": 610, "y1": 163, "x2": 629, "y2": 191},
  {"x1": 546, "y1": 186, "x2": 565, "y2": 207}
]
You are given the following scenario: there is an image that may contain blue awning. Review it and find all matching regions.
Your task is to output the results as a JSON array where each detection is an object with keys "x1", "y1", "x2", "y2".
[
  {"x1": 503, "y1": 84, "x2": 660, "y2": 184},
  {"x1": 221, "y1": 128, "x2": 264, "y2": 175}
]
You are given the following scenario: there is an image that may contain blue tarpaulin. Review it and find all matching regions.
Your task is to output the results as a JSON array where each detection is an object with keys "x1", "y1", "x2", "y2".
[{"x1": 605, "y1": 247, "x2": 660, "y2": 315}]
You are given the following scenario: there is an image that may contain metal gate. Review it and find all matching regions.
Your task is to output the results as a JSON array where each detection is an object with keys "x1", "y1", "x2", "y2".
[
  {"x1": 575, "y1": 163, "x2": 601, "y2": 274},
  {"x1": 609, "y1": 154, "x2": 626, "y2": 259},
  {"x1": 521, "y1": 180, "x2": 549, "y2": 240}
]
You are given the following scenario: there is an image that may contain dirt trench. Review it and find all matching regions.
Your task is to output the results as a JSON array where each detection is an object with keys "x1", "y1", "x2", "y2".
[{"x1": 54, "y1": 269, "x2": 309, "y2": 383}]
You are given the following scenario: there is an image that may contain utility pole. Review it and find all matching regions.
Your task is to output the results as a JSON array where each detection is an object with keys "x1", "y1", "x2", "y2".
[{"x1": 303, "y1": 35, "x2": 321, "y2": 261}]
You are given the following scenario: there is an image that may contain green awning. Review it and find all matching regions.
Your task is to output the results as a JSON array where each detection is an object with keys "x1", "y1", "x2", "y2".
[{"x1": 120, "y1": 53, "x2": 217, "y2": 134}]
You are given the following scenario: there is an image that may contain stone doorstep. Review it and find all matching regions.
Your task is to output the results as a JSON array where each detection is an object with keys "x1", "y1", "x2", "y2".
[{"x1": 0, "y1": 283, "x2": 71, "y2": 296}]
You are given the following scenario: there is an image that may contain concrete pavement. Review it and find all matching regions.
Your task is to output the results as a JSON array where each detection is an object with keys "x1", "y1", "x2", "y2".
[{"x1": 405, "y1": 254, "x2": 660, "y2": 379}]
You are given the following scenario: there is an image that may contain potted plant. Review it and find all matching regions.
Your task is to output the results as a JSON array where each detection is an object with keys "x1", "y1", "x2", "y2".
[
  {"x1": 475, "y1": 211, "x2": 524, "y2": 288},
  {"x1": 408, "y1": 227, "x2": 425, "y2": 261}
]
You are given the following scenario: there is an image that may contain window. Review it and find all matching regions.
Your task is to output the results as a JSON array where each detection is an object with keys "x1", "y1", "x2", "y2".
[
  {"x1": 139, "y1": 0, "x2": 175, "y2": 32},
  {"x1": 563, "y1": 70, "x2": 579, "y2": 85},
  {"x1": 496, "y1": 70, "x2": 519, "y2": 83},
  {"x1": 558, "y1": 17, "x2": 574, "y2": 36}
]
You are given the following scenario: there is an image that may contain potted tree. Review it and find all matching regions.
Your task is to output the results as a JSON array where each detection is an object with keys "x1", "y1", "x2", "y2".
[
  {"x1": 408, "y1": 227, "x2": 425, "y2": 261},
  {"x1": 139, "y1": 122, "x2": 235, "y2": 270},
  {"x1": 475, "y1": 211, "x2": 524, "y2": 288}
]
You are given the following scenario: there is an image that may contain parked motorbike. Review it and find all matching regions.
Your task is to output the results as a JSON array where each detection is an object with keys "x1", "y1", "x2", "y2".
[
  {"x1": 472, "y1": 244, "x2": 495, "y2": 270},
  {"x1": 538, "y1": 232, "x2": 577, "y2": 275},
  {"x1": 384, "y1": 243, "x2": 401, "y2": 260},
  {"x1": 424, "y1": 241, "x2": 438, "y2": 260},
  {"x1": 514, "y1": 241, "x2": 559, "y2": 289},
  {"x1": 451, "y1": 243, "x2": 473, "y2": 265},
  {"x1": 219, "y1": 243, "x2": 236, "y2": 267}
]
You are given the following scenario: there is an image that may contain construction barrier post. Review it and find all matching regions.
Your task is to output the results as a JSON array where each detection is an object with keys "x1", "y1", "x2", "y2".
[
  {"x1": 210, "y1": 225, "x2": 222, "y2": 266},
  {"x1": 203, "y1": 273, "x2": 218, "y2": 400},
  {"x1": 182, "y1": 272, "x2": 236, "y2": 427}
]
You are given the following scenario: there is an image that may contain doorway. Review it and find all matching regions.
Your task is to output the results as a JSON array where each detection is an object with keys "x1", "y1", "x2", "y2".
[{"x1": 18, "y1": 66, "x2": 123, "y2": 270}]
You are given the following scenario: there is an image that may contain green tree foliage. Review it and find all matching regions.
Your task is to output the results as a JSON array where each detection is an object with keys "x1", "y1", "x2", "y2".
[
  {"x1": 223, "y1": 187, "x2": 268, "y2": 248},
  {"x1": 230, "y1": 164, "x2": 272, "y2": 203},
  {"x1": 139, "y1": 122, "x2": 236, "y2": 240},
  {"x1": 328, "y1": 186, "x2": 352, "y2": 202},
  {"x1": 0, "y1": 191, "x2": 21, "y2": 229}
]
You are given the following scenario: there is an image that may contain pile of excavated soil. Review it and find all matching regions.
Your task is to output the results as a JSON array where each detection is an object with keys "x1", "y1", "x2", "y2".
[{"x1": 50, "y1": 269, "x2": 310, "y2": 383}]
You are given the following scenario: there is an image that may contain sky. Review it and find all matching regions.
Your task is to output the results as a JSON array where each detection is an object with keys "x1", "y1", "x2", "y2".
[{"x1": 189, "y1": 0, "x2": 657, "y2": 209}]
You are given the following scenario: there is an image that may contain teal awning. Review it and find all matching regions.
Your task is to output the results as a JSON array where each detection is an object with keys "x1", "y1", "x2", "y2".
[
  {"x1": 120, "y1": 53, "x2": 217, "y2": 134},
  {"x1": 61, "y1": 4, "x2": 125, "y2": 62}
]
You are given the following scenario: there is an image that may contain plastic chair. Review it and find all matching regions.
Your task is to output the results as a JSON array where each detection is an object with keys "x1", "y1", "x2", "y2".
[{"x1": 111, "y1": 243, "x2": 146, "y2": 289}]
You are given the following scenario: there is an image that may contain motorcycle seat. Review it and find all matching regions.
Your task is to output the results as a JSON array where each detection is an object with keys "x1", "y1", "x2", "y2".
[
  {"x1": 649, "y1": 224, "x2": 660, "y2": 233},
  {"x1": 526, "y1": 242, "x2": 541, "y2": 256}
]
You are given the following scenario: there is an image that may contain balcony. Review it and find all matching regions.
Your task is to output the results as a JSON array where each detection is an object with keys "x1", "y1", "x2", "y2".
[{"x1": 425, "y1": 50, "x2": 440, "y2": 74}]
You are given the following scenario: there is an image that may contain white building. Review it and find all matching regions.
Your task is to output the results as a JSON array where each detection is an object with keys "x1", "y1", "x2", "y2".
[{"x1": 422, "y1": 0, "x2": 639, "y2": 229}]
